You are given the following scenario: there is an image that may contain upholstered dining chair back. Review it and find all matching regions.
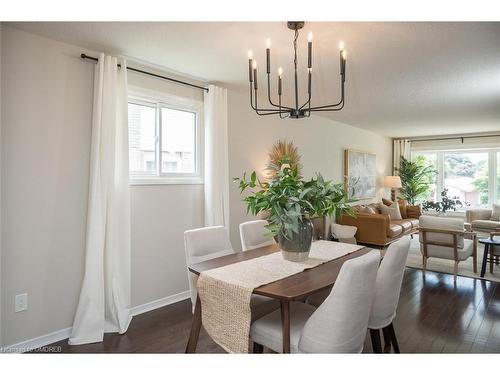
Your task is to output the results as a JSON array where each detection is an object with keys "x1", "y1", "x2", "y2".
[
  {"x1": 239, "y1": 219, "x2": 275, "y2": 251},
  {"x1": 184, "y1": 226, "x2": 234, "y2": 310},
  {"x1": 298, "y1": 251, "x2": 380, "y2": 353},
  {"x1": 368, "y1": 237, "x2": 411, "y2": 329},
  {"x1": 419, "y1": 216, "x2": 465, "y2": 248}
]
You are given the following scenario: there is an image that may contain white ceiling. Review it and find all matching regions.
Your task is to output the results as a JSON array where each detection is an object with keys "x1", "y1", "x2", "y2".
[{"x1": 9, "y1": 21, "x2": 500, "y2": 137}]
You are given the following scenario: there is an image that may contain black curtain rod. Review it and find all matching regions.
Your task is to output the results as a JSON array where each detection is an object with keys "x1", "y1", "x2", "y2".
[
  {"x1": 406, "y1": 134, "x2": 500, "y2": 144},
  {"x1": 80, "y1": 54, "x2": 209, "y2": 92}
]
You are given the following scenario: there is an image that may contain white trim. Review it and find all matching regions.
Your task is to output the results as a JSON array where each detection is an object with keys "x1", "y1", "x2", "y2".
[
  {"x1": 130, "y1": 177, "x2": 204, "y2": 186},
  {"x1": 1, "y1": 327, "x2": 72, "y2": 353},
  {"x1": 130, "y1": 290, "x2": 190, "y2": 317},
  {"x1": 127, "y1": 88, "x2": 204, "y2": 185},
  {"x1": 0, "y1": 290, "x2": 190, "y2": 353}
]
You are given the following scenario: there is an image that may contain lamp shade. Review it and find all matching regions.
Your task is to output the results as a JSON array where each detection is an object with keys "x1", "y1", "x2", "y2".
[{"x1": 384, "y1": 176, "x2": 402, "y2": 188}]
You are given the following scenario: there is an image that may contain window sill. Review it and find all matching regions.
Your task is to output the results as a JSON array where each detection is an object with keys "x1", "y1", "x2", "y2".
[{"x1": 130, "y1": 177, "x2": 204, "y2": 186}]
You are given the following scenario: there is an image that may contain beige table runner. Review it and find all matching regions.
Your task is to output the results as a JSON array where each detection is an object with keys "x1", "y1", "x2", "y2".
[{"x1": 197, "y1": 240, "x2": 364, "y2": 353}]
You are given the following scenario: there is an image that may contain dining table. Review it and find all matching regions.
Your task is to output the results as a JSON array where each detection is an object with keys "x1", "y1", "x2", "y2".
[{"x1": 185, "y1": 241, "x2": 371, "y2": 354}]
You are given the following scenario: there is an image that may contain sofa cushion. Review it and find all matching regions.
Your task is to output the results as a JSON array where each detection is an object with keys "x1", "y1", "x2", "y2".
[
  {"x1": 405, "y1": 219, "x2": 419, "y2": 230},
  {"x1": 491, "y1": 204, "x2": 500, "y2": 221},
  {"x1": 380, "y1": 201, "x2": 402, "y2": 220},
  {"x1": 358, "y1": 205, "x2": 376, "y2": 214},
  {"x1": 382, "y1": 198, "x2": 393, "y2": 206},
  {"x1": 368, "y1": 203, "x2": 381, "y2": 213},
  {"x1": 420, "y1": 239, "x2": 474, "y2": 261},
  {"x1": 392, "y1": 220, "x2": 412, "y2": 234},
  {"x1": 406, "y1": 205, "x2": 422, "y2": 219},
  {"x1": 387, "y1": 224, "x2": 403, "y2": 238},
  {"x1": 471, "y1": 220, "x2": 500, "y2": 230},
  {"x1": 399, "y1": 200, "x2": 408, "y2": 219}
]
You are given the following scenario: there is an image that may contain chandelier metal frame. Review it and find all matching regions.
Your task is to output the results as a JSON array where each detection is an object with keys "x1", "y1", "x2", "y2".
[{"x1": 248, "y1": 21, "x2": 347, "y2": 119}]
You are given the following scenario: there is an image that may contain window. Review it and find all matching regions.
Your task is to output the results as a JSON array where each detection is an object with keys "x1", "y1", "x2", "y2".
[
  {"x1": 497, "y1": 152, "x2": 500, "y2": 203},
  {"x1": 444, "y1": 152, "x2": 489, "y2": 208},
  {"x1": 128, "y1": 91, "x2": 202, "y2": 184},
  {"x1": 411, "y1": 148, "x2": 500, "y2": 209},
  {"x1": 411, "y1": 152, "x2": 438, "y2": 202}
]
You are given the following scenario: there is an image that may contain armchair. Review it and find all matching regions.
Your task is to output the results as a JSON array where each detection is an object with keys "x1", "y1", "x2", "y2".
[
  {"x1": 466, "y1": 209, "x2": 500, "y2": 233},
  {"x1": 419, "y1": 216, "x2": 477, "y2": 281}
]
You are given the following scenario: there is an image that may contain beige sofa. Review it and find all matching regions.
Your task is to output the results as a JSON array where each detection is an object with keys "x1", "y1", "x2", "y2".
[{"x1": 466, "y1": 209, "x2": 500, "y2": 233}]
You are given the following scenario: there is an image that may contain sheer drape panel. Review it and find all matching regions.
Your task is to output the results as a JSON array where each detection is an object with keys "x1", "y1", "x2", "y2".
[
  {"x1": 393, "y1": 139, "x2": 411, "y2": 174},
  {"x1": 203, "y1": 85, "x2": 230, "y2": 231},
  {"x1": 69, "y1": 54, "x2": 131, "y2": 345}
]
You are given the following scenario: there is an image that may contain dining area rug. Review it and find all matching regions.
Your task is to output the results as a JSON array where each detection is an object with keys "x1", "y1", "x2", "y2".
[{"x1": 406, "y1": 234, "x2": 500, "y2": 283}]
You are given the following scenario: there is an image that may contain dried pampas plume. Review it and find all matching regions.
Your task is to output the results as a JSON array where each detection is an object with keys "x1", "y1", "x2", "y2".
[{"x1": 266, "y1": 139, "x2": 302, "y2": 178}]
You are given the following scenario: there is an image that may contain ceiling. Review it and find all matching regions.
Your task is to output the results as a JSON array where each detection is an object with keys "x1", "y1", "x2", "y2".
[{"x1": 9, "y1": 21, "x2": 500, "y2": 137}]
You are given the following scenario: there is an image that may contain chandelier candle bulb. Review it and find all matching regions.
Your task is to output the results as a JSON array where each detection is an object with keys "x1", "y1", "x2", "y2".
[
  {"x1": 266, "y1": 49, "x2": 270, "y2": 74},
  {"x1": 248, "y1": 50, "x2": 253, "y2": 82},
  {"x1": 307, "y1": 32, "x2": 313, "y2": 69},
  {"x1": 338, "y1": 41, "x2": 345, "y2": 50}
]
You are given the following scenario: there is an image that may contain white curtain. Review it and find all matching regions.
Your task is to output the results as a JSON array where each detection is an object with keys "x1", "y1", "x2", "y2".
[
  {"x1": 69, "y1": 54, "x2": 131, "y2": 345},
  {"x1": 204, "y1": 85, "x2": 230, "y2": 231},
  {"x1": 393, "y1": 139, "x2": 411, "y2": 174}
]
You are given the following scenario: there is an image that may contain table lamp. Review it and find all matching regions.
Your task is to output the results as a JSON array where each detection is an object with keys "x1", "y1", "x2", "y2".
[{"x1": 384, "y1": 176, "x2": 402, "y2": 201}]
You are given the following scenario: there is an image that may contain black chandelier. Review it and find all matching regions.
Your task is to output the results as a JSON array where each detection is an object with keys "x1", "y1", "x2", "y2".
[{"x1": 248, "y1": 21, "x2": 347, "y2": 119}]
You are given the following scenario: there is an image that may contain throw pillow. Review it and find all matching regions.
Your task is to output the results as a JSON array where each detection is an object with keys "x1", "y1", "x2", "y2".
[
  {"x1": 382, "y1": 197, "x2": 407, "y2": 219},
  {"x1": 406, "y1": 205, "x2": 422, "y2": 219},
  {"x1": 399, "y1": 199, "x2": 408, "y2": 219},
  {"x1": 382, "y1": 198, "x2": 393, "y2": 206},
  {"x1": 379, "y1": 201, "x2": 402, "y2": 220},
  {"x1": 491, "y1": 204, "x2": 500, "y2": 221},
  {"x1": 358, "y1": 205, "x2": 376, "y2": 214}
]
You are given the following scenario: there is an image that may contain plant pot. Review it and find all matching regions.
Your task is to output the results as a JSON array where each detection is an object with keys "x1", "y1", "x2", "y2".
[{"x1": 278, "y1": 218, "x2": 314, "y2": 262}]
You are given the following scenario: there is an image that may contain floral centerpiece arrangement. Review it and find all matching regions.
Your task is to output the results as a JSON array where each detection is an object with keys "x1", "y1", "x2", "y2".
[{"x1": 234, "y1": 151, "x2": 354, "y2": 262}]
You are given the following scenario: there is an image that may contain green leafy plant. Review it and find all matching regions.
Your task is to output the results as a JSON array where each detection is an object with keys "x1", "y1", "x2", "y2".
[
  {"x1": 422, "y1": 188, "x2": 469, "y2": 213},
  {"x1": 234, "y1": 162, "x2": 355, "y2": 239},
  {"x1": 396, "y1": 156, "x2": 437, "y2": 204}
]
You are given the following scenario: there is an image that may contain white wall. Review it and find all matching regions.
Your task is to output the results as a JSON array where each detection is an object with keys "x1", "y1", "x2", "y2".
[
  {"x1": 0, "y1": 26, "x2": 205, "y2": 347},
  {"x1": 0, "y1": 22, "x2": 3, "y2": 347},
  {"x1": 1, "y1": 26, "x2": 93, "y2": 347},
  {"x1": 227, "y1": 89, "x2": 392, "y2": 250},
  {"x1": 126, "y1": 71, "x2": 205, "y2": 308}
]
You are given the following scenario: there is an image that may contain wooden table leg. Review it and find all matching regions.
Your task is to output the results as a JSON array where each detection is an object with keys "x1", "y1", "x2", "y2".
[
  {"x1": 480, "y1": 244, "x2": 489, "y2": 278},
  {"x1": 280, "y1": 300, "x2": 291, "y2": 353},
  {"x1": 185, "y1": 295, "x2": 202, "y2": 353}
]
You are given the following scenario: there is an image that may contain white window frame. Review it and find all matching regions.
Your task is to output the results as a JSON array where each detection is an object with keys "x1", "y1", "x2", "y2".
[
  {"x1": 128, "y1": 86, "x2": 204, "y2": 185},
  {"x1": 411, "y1": 147, "x2": 500, "y2": 209}
]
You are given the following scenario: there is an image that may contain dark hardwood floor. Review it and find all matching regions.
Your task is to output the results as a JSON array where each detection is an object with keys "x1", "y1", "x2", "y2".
[{"x1": 36, "y1": 268, "x2": 500, "y2": 353}]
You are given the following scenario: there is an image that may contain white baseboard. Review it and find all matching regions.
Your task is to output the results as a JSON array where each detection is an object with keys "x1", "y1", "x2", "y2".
[
  {"x1": 1, "y1": 327, "x2": 72, "y2": 353},
  {"x1": 130, "y1": 290, "x2": 190, "y2": 316},
  {"x1": 1, "y1": 290, "x2": 190, "y2": 353}
]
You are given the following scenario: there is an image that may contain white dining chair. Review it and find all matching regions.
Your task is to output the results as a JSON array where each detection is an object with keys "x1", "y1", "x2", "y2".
[
  {"x1": 184, "y1": 225, "x2": 279, "y2": 318},
  {"x1": 368, "y1": 237, "x2": 411, "y2": 353},
  {"x1": 250, "y1": 251, "x2": 380, "y2": 353},
  {"x1": 184, "y1": 226, "x2": 234, "y2": 312},
  {"x1": 239, "y1": 219, "x2": 276, "y2": 251}
]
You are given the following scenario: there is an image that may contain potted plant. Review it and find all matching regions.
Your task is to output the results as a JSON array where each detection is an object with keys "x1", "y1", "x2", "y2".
[
  {"x1": 234, "y1": 161, "x2": 354, "y2": 262},
  {"x1": 422, "y1": 188, "x2": 470, "y2": 214},
  {"x1": 396, "y1": 156, "x2": 437, "y2": 204}
]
